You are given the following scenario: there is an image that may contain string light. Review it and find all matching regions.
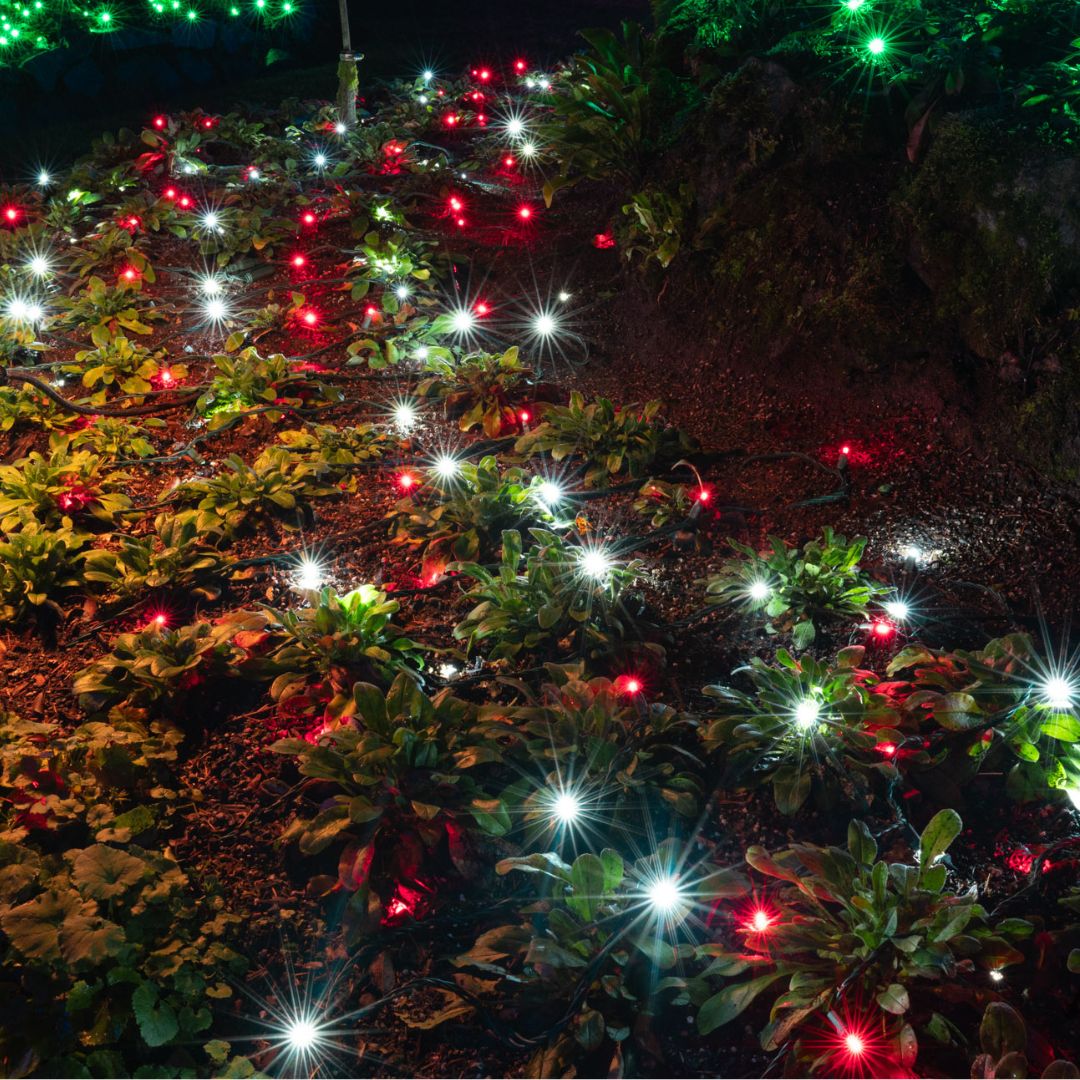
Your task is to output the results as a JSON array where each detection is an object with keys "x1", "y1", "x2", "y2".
[
  {"x1": 578, "y1": 546, "x2": 612, "y2": 582},
  {"x1": 883, "y1": 598, "x2": 909, "y2": 621},
  {"x1": 1041, "y1": 676, "x2": 1076, "y2": 710},
  {"x1": 393, "y1": 401, "x2": 417, "y2": 433},
  {"x1": 36, "y1": 169, "x2": 50, "y2": 186},
  {"x1": 794, "y1": 698, "x2": 820, "y2": 731},
  {"x1": 550, "y1": 790, "x2": 580, "y2": 825},
  {"x1": 432, "y1": 454, "x2": 460, "y2": 481},
  {"x1": 27, "y1": 253, "x2": 51, "y2": 277},
  {"x1": 536, "y1": 480, "x2": 563, "y2": 507},
  {"x1": 748, "y1": 579, "x2": 770, "y2": 601},
  {"x1": 646, "y1": 875, "x2": 683, "y2": 914},
  {"x1": 295, "y1": 557, "x2": 324, "y2": 590}
]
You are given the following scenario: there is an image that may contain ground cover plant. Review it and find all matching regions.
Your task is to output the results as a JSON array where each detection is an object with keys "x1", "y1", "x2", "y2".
[{"x1": 2, "y1": 18, "x2": 1080, "y2": 1080}]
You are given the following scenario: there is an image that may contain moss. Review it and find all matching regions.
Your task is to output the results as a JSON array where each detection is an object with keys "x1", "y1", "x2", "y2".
[{"x1": 896, "y1": 115, "x2": 1080, "y2": 360}]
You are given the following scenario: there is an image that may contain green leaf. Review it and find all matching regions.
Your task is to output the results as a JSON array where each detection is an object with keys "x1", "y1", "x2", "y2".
[
  {"x1": 71, "y1": 845, "x2": 147, "y2": 900},
  {"x1": 132, "y1": 981, "x2": 180, "y2": 1048},
  {"x1": 876, "y1": 983, "x2": 910, "y2": 1015},
  {"x1": 697, "y1": 972, "x2": 787, "y2": 1034},
  {"x1": 568, "y1": 853, "x2": 606, "y2": 921},
  {"x1": 919, "y1": 808, "x2": 962, "y2": 871}
]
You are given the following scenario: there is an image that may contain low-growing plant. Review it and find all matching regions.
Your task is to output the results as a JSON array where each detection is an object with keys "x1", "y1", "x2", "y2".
[
  {"x1": 453, "y1": 528, "x2": 650, "y2": 662},
  {"x1": 83, "y1": 511, "x2": 229, "y2": 601},
  {"x1": 0, "y1": 385, "x2": 72, "y2": 433},
  {"x1": 416, "y1": 346, "x2": 533, "y2": 436},
  {"x1": 256, "y1": 585, "x2": 425, "y2": 704},
  {"x1": 64, "y1": 329, "x2": 181, "y2": 403},
  {"x1": 970, "y1": 1002, "x2": 1079, "y2": 1079},
  {"x1": 691, "y1": 813, "x2": 1033, "y2": 1070},
  {"x1": 704, "y1": 528, "x2": 888, "y2": 649},
  {"x1": 515, "y1": 392, "x2": 696, "y2": 487},
  {"x1": 277, "y1": 423, "x2": 393, "y2": 466},
  {"x1": 388, "y1": 455, "x2": 541, "y2": 576},
  {"x1": 271, "y1": 674, "x2": 511, "y2": 928},
  {"x1": 51, "y1": 276, "x2": 163, "y2": 336},
  {"x1": 622, "y1": 183, "x2": 694, "y2": 269},
  {"x1": 0, "y1": 441, "x2": 132, "y2": 531},
  {"x1": 196, "y1": 348, "x2": 342, "y2": 426},
  {"x1": 72, "y1": 613, "x2": 262, "y2": 718},
  {"x1": 174, "y1": 448, "x2": 337, "y2": 534},
  {"x1": 0, "y1": 526, "x2": 88, "y2": 624},
  {"x1": 68, "y1": 415, "x2": 166, "y2": 459},
  {"x1": 488, "y1": 664, "x2": 705, "y2": 821},
  {"x1": 701, "y1": 646, "x2": 897, "y2": 814},
  {"x1": 451, "y1": 844, "x2": 748, "y2": 1077}
]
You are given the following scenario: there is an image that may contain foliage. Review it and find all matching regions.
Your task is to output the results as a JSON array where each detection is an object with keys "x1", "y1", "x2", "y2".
[
  {"x1": 174, "y1": 448, "x2": 338, "y2": 534},
  {"x1": 692, "y1": 813, "x2": 1033, "y2": 1062},
  {"x1": 67, "y1": 416, "x2": 166, "y2": 459},
  {"x1": 388, "y1": 455, "x2": 542, "y2": 575},
  {"x1": 970, "y1": 1002, "x2": 1078, "y2": 1079},
  {"x1": 542, "y1": 21, "x2": 696, "y2": 198},
  {"x1": 277, "y1": 423, "x2": 393, "y2": 467},
  {"x1": 51, "y1": 277, "x2": 163, "y2": 337},
  {"x1": 271, "y1": 674, "x2": 510, "y2": 926},
  {"x1": 453, "y1": 844, "x2": 748, "y2": 1076},
  {"x1": 704, "y1": 528, "x2": 887, "y2": 649},
  {"x1": 0, "y1": 385, "x2": 72, "y2": 434},
  {"x1": 72, "y1": 614, "x2": 261, "y2": 719},
  {"x1": 491, "y1": 664, "x2": 705, "y2": 820},
  {"x1": 83, "y1": 511, "x2": 229, "y2": 602},
  {"x1": 63, "y1": 329, "x2": 181, "y2": 404},
  {"x1": 416, "y1": 346, "x2": 533, "y2": 436},
  {"x1": 622, "y1": 183, "x2": 694, "y2": 269},
  {"x1": 516, "y1": 392, "x2": 696, "y2": 487},
  {"x1": 256, "y1": 585, "x2": 425, "y2": 704},
  {"x1": 453, "y1": 529, "x2": 649, "y2": 662},
  {"x1": 702, "y1": 646, "x2": 894, "y2": 814},
  {"x1": 0, "y1": 526, "x2": 88, "y2": 624},
  {"x1": 0, "y1": 442, "x2": 132, "y2": 532}
]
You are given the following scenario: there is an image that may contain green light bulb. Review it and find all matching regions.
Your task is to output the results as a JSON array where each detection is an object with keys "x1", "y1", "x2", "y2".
[
  {"x1": 867, "y1": 35, "x2": 885, "y2": 55},
  {"x1": 844, "y1": 0, "x2": 864, "y2": 9},
  {"x1": 99, "y1": 9, "x2": 110, "y2": 21},
  {"x1": 186, "y1": 8, "x2": 195, "y2": 17}
]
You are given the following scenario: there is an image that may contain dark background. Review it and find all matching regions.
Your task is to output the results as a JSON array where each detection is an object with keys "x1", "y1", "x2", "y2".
[{"x1": 0, "y1": 0, "x2": 648, "y2": 174}]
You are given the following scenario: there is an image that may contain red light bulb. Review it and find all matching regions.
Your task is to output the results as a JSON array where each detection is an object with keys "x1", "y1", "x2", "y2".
[
  {"x1": 518, "y1": 205, "x2": 532, "y2": 220},
  {"x1": 514, "y1": 59, "x2": 527, "y2": 72},
  {"x1": 697, "y1": 487, "x2": 711, "y2": 502},
  {"x1": 519, "y1": 409, "x2": 530, "y2": 423},
  {"x1": 148, "y1": 612, "x2": 168, "y2": 629},
  {"x1": 178, "y1": 195, "x2": 192, "y2": 208},
  {"x1": 302, "y1": 310, "x2": 318, "y2": 327},
  {"x1": 445, "y1": 113, "x2": 458, "y2": 127},
  {"x1": 202, "y1": 118, "x2": 213, "y2": 129},
  {"x1": 474, "y1": 301, "x2": 489, "y2": 316},
  {"x1": 504, "y1": 155, "x2": 516, "y2": 167},
  {"x1": 127, "y1": 215, "x2": 140, "y2": 228},
  {"x1": 3, "y1": 206, "x2": 20, "y2": 223},
  {"x1": 121, "y1": 267, "x2": 138, "y2": 281},
  {"x1": 449, "y1": 196, "x2": 463, "y2": 212},
  {"x1": 843, "y1": 1032, "x2": 865, "y2": 1058},
  {"x1": 748, "y1": 908, "x2": 773, "y2": 932},
  {"x1": 872, "y1": 620, "x2": 894, "y2": 638},
  {"x1": 456, "y1": 217, "x2": 466, "y2": 227},
  {"x1": 478, "y1": 68, "x2": 491, "y2": 81},
  {"x1": 291, "y1": 253, "x2": 306, "y2": 268},
  {"x1": 398, "y1": 472, "x2": 416, "y2": 490},
  {"x1": 301, "y1": 211, "x2": 316, "y2": 225},
  {"x1": 840, "y1": 444, "x2": 851, "y2": 455},
  {"x1": 153, "y1": 115, "x2": 166, "y2": 128}
]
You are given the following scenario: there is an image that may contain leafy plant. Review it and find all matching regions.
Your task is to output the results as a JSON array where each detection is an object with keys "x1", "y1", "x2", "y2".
[
  {"x1": 516, "y1": 392, "x2": 695, "y2": 487},
  {"x1": 63, "y1": 328, "x2": 181, "y2": 403},
  {"x1": 388, "y1": 455, "x2": 542, "y2": 576},
  {"x1": 452, "y1": 844, "x2": 748, "y2": 1076},
  {"x1": 51, "y1": 276, "x2": 163, "y2": 336},
  {"x1": 416, "y1": 346, "x2": 533, "y2": 436},
  {"x1": 0, "y1": 442, "x2": 132, "y2": 531},
  {"x1": 256, "y1": 585, "x2": 425, "y2": 704},
  {"x1": 271, "y1": 674, "x2": 510, "y2": 927},
  {"x1": 704, "y1": 528, "x2": 887, "y2": 649},
  {"x1": 701, "y1": 646, "x2": 895, "y2": 814},
  {"x1": 453, "y1": 528, "x2": 650, "y2": 662},
  {"x1": 970, "y1": 1002, "x2": 1078, "y2": 1079},
  {"x1": 0, "y1": 526, "x2": 88, "y2": 624},
  {"x1": 622, "y1": 183, "x2": 694, "y2": 269},
  {"x1": 692, "y1": 813, "x2": 1033, "y2": 1067},
  {"x1": 0, "y1": 385, "x2": 72, "y2": 433},
  {"x1": 174, "y1": 448, "x2": 337, "y2": 534},
  {"x1": 277, "y1": 423, "x2": 393, "y2": 466},
  {"x1": 68, "y1": 416, "x2": 165, "y2": 459},
  {"x1": 72, "y1": 613, "x2": 262, "y2": 718},
  {"x1": 83, "y1": 511, "x2": 229, "y2": 601},
  {"x1": 490, "y1": 664, "x2": 704, "y2": 821}
]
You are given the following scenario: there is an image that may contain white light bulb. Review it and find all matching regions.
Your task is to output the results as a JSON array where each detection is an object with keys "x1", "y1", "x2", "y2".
[
  {"x1": 6, "y1": 298, "x2": 29, "y2": 320},
  {"x1": 285, "y1": 1018, "x2": 317, "y2": 1050},
  {"x1": 506, "y1": 117, "x2": 524, "y2": 137},
  {"x1": 295, "y1": 558, "x2": 324, "y2": 590},
  {"x1": 647, "y1": 875, "x2": 682, "y2": 913},
  {"x1": 580, "y1": 548, "x2": 611, "y2": 581},
  {"x1": 248, "y1": 167, "x2": 261, "y2": 180},
  {"x1": 203, "y1": 298, "x2": 228, "y2": 322},
  {"x1": 394, "y1": 403, "x2": 417, "y2": 432},
  {"x1": 199, "y1": 274, "x2": 223, "y2": 295},
  {"x1": 37, "y1": 170, "x2": 50, "y2": 186},
  {"x1": 557, "y1": 290, "x2": 571, "y2": 303},
  {"x1": 520, "y1": 141, "x2": 538, "y2": 159},
  {"x1": 748, "y1": 580, "x2": 770, "y2": 601},
  {"x1": 395, "y1": 284, "x2": 410, "y2": 300},
  {"x1": 438, "y1": 662, "x2": 459, "y2": 680},
  {"x1": 422, "y1": 69, "x2": 433, "y2": 82},
  {"x1": 433, "y1": 455, "x2": 459, "y2": 480},
  {"x1": 334, "y1": 122, "x2": 347, "y2": 135},
  {"x1": 900, "y1": 544, "x2": 923, "y2": 563},
  {"x1": 538, "y1": 480, "x2": 562, "y2": 506},
  {"x1": 794, "y1": 699, "x2": 820, "y2": 730},
  {"x1": 1042, "y1": 677, "x2": 1075, "y2": 711},
  {"x1": 451, "y1": 309, "x2": 475, "y2": 334},
  {"x1": 28, "y1": 255, "x2": 50, "y2": 277},
  {"x1": 201, "y1": 211, "x2": 221, "y2": 232},
  {"x1": 1068, "y1": 788, "x2": 1080, "y2": 811},
  {"x1": 313, "y1": 153, "x2": 327, "y2": 169},
  {"x1": 551, "y1": 791, "x2": 580, "y2": 824},
  {"x1": 534, "y1": 312, "x2": 557, "y2": 337},
  {"x1": 414, "y1": 346, "x2": 429, "y2": 361},
  {"x1": 989, "y1": 969, "x2": 1004, "y2": 983},
  {"x1": 884, "y1": 599, "x2": 909, "y2": 621}
]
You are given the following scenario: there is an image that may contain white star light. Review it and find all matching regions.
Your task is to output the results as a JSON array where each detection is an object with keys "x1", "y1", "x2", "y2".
[
  {"x1": 884, "y1": 598, "x2": 910, "y2": 621},
  {"x1": 794, "y1": 698, "x2": 820, "y2": 730},
  {"x1": 1041, "y1": 676, "x2": 1076, "y2": 711},
  {"x1": 433, "y1": 454, "x2": 460, "y2": 481},
  {"x1": 533, "y1": 312, "x2": 558, "y2": 337},
  {"x1": 551, "y1": 791, "x2": 580, "y2": 825},
  {"x1": 579, "y1": 547, "x2": 612, "y2": 581},
  {"x1": 450, "y1": 308, "x2": 475, "y2": 334},
  {"x1": 295, "y1": 557, "x2": 324, "y2": 591},
  {"x1": 748, "y1": 579, "x2": 770, "y2": 601},
  {"x1": 27, "y1": 254, "x2": 52, "y2": 278},
  {"x1": 647, "y1": 875, "x2": 683, "y2": 914}
]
